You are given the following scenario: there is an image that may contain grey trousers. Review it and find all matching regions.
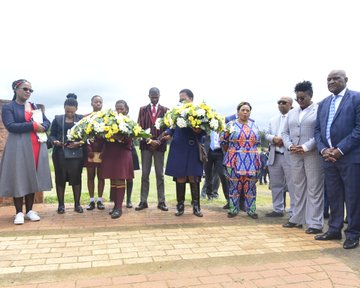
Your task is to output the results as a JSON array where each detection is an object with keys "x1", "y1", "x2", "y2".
[
  {"x1": 288, "y1": 151, "x2": 324, "y2": 229},
  {"x1": 268, "y1": 154, "x2": 295, "y2": 215},
  {"x1": 140, "y1": 149, "x2": 165, "y2": 203}
]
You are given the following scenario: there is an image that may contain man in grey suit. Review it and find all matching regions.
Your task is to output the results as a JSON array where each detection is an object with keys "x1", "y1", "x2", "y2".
[
  {"x1": 282, "y1": 81, "x2": 324, "y2": 234},
  {"x1": 314, "y1": 70, "x2": 360, "y2": 249},
  {"x1": 265, "y1": 96, "x2": 294, "y2": 217}
]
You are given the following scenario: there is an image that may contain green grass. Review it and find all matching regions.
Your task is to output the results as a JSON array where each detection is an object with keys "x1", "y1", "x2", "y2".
[{"x1": 45, "y1": 148, "x2": 274, "y2": 208}]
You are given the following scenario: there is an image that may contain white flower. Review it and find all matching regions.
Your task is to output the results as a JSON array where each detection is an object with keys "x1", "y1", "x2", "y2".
[
  {"x1": 229, "y1": 123, "x2": 235, "y2": 134},
  {"x1": 209, "y1": 118, "x2": 219, "y2": 130},
  {"x1": 196, "y1": 108, "x2": 206, "y2": 117},
  {"x1": 93, "y1": 122, "x2": 105, "y2": 132},
  {"x1": 155, "y1": 118, "x2": 162, "y2": 130},
  {"x1": 118, "y1": 121, "x2": 129, "y2": 133},
  {"x1": 176, "y1": 117, "x2": 187, "y2": 128},
  {"x1": 180, "y1": 108, "x2": 189, "y2": 118}
]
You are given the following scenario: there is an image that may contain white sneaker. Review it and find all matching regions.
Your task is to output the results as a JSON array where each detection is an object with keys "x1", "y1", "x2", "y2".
[
  {"x1": 25, "y1": 210, "x2": 40, "y2": 221},
  {"x1": 14, "y1": 212, "x2": 24, "y2": 225}
]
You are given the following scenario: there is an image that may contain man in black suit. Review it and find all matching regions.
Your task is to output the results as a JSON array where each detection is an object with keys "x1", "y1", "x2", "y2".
[
  {"x1": 314, "y1": 70, "x2": 360, "y2": 249},
  {"x1": 202, "y1": 131, "x2": 229, "y2": 208}
]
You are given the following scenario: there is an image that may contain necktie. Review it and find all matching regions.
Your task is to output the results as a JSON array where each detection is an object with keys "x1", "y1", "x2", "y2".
[
  {"x1": 151, "y1": 105, "x2": 156, "y2": 121},
  {"x1": 326, "y1": 95, "x2": 338, "y2": 140}
]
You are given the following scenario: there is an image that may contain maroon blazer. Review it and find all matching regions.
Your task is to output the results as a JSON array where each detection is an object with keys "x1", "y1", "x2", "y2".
[{"x1": 137, "y1": 104, "x2": 168, "y2": 152}]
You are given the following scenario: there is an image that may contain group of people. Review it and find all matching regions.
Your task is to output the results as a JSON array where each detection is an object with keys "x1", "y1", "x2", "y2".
[
  {"x1": 264, "y1": 70, "x2": 360, "y2": 250},
  {"x1": 0, "y1": 69, "x2": 359, "y2": 250}
]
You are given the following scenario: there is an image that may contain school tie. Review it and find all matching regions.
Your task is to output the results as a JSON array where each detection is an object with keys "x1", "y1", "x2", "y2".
[
  {"x1": 325, "y1": 95, "x2": 338, "y2": 140},
  {"x1": 151, "y1": 104, "x2": 156, "y2": 121}
]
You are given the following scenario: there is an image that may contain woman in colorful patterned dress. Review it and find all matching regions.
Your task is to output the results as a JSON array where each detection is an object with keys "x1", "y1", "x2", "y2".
[{"x1": 220, "y1": 102, "x2": 261, "y2": 219}]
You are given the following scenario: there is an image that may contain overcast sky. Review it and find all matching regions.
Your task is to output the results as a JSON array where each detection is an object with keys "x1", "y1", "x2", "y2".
[{"x1": 1, "y1": 0, "x2": 360, "y2": 129}]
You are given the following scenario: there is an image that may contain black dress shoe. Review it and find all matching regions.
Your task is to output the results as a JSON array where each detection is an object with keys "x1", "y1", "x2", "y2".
[
  {"x1": 343, "y1": 238, "x2": 359, "y2": 249},
  {"x1": 126, "y1": 202, "x2": 133, "y2": 208},
  {"x1": 282, "y1": 222, "x2": 302, "y2": 228},
  {"x1": 97, "y1": 201, "x2": 105, "y2": 210},
  {"x1": 75, "y1": 206, "x2": 83, "y2": 213},
  {"x1": 265, "y1": 211, "x2": 284, "y2": 217},
  {"x1": 74, "y1": 206, "x2": 83, "y2": 213},
  {"x1": 223, "y1": 203, "x2": 230, "y2": 210},
  {"x1": 175, "y1": 210, "x2": 184, "y2": 216},
  {"x1": 227, "y1": 212, "x2": 237, "y2": 218},
  {"x1": 57, "y1": 206, "x2": 65, "y2": 214},
  {"x1": 135, "y1": 202, "x2": 148, "y2": 211},
  {"x1": 305, "y1": 228, "x2": 323, "y2": 234},
  {"x1": 111, "y1": 208, "x2": 122, "y2": 219},
  {"x1": 157, "y1": 202, "x2": 169, "y2": 211},
  {"x1": 315, "y1": 231, "x2": 342, "y2": 241},
  {"x1": 86, "y1": 201, "x2": 95, "y2": 210},
  {"x1": 247, "y1": 212, "x2": 258, "y2": 219}
]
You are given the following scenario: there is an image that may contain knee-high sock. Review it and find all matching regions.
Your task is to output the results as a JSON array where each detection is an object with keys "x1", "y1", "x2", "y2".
[
  {"x1": 13, "y1": 197, "x2": 23, "y2": 214},
  {"x1": 114, "y1": 183, "x2": 125, "y2": 209},
  {"x1": 25, "y1": 193, "x2": 35, "y2": 213},
  {"x1": 126, "y1": 180, "x2": 133, "y2": 204}
]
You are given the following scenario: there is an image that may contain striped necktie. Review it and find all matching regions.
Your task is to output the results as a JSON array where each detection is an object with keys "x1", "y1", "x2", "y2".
[{"x1": 325, "y1": 95, "x2": 339, "y2": 140}]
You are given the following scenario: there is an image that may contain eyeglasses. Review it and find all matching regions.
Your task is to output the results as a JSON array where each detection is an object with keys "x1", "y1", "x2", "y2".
[
  {"x1": 295, "y1": 96, "x2": 306, "y2": 102},
  {"x1": 21, "y1": 87, "x2": 34, "y2": 93},
  {"x1": 277, "y1": 101, "x2": 288, "y2": 105}
]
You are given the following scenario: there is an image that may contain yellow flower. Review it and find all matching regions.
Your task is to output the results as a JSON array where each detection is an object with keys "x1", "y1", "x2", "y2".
[{"x1": 133, "y1": 124, "x2": 142, "y2": 136}]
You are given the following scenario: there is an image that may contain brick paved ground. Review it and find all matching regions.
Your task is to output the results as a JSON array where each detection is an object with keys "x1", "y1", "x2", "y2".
[{"x1": 0, "y1": 203, "x2": 359, "y2": 287}]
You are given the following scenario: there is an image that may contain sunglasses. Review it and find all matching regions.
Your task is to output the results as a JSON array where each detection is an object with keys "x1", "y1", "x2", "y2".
[
  {"x1": 21, "y1": 87, "x2": 34, "y2": 93},
  {"x1": 277, "y1": 101, "x2": 288, "y2": 105}
]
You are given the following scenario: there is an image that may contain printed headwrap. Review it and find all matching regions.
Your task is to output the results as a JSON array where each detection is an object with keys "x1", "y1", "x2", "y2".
[{"x1": 12, "y1": 79, "x2": 28, "y2": 91}]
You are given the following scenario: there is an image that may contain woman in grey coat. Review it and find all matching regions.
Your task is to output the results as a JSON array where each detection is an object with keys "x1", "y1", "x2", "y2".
[{"x1": 0, "y1": 79, "x2": 52, "y2": 225}]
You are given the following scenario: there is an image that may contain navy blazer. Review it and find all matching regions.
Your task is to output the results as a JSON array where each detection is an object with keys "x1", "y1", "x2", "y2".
[
  {"x1": 49, "y1": 114, "x2": 83, "y2": 153},
  {"x1": 2, "y1": 101, "x2": 50, "y2": 133},
  {"x1": 314, "y1": 89, "x2": 360, "y2": 163}
]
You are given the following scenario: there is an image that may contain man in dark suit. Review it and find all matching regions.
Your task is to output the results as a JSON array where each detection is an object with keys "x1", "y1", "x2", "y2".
[
  {"x1": 314, "y1": 70, "x2": 360, "y2": 249},
  {"x1": 135, "y1": 87, "x2": 169, "y2": 211},
  {"x1": 202, "y1": 131, "x2": 229, "y2": 208}
]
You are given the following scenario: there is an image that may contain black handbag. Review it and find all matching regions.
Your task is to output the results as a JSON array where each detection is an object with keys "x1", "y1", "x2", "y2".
[
  {"x1": 196, "y1": 138, "x2": 208, "y2": 163},
  {"x1": 63, "y1": 147, "x2": 84, "y2": 159},
  {"x1": 62, "y1": 116, "x2": 83, "y2": 159}
]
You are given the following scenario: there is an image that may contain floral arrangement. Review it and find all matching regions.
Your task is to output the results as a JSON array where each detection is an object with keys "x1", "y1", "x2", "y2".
[
  {"x1": 67, "y1": 109, "x2": 151, "y2": 142},
  {"x1": 155, "y1": 101, "x2": 225, "y2": 134}
]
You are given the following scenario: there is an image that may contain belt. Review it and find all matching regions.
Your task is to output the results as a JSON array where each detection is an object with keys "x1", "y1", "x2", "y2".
[
  {"x1": 211, "y1": 148, "x2": 222, "y2": 152},
  {"x1": 275, "y1": 151, "x2": 284, "y2": 155}
]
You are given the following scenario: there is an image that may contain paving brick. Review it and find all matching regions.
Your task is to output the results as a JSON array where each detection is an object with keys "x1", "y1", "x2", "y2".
[
  {"x1": 285, "y1": 266, "x2": 317, "y2": 275},
  {"x1": 0, "y1": 266, "x2": 24, "y2": 274},
  {"x1": 76, "y1": 277, "x2": 113, "y2": 288},
  {"x1": 253, "y1": 276, "x2": 287, "y2": 287},
  {"x1": 112, "y1": 274, "x2": 147, "y2": 284},
  {"x1": 199, "y1": 274, "x2": 233, "y2": 284},
  {"x1": 38, "y1": 281, "x2": 76, "y2": 288},
  {"x1": 167, "y1": 277, "x2": 201, "y2": 287},
  {"x1": 123, "y1": 257, "x2": 153, "y2": 264},
  {"x1": 23, "y1": 264, "x2": 58, "y2": 272}
]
